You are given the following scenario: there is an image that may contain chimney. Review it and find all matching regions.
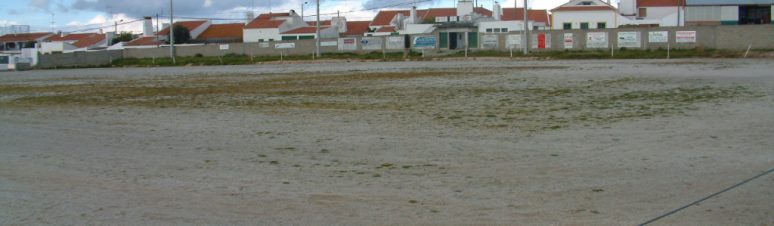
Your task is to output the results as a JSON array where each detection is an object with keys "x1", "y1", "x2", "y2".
[
  {"x1": 245, "y1": 11, "x2": 255, "y2": 24},
  {"x1": 410, "y1": 6, "x2": 417, "y2": 24},
  {"x1": 457, "y1": 0, "x2": 473, "y2": 17},
  {"x1": 106, "y1": 32, "x2": 116, "y2": 46},
  {"x1": 493, "y1": 2, "x2": 501, "y2": 20},
  {"x1": 143, "y1": 16, "x2": 153, "y2": 37}
]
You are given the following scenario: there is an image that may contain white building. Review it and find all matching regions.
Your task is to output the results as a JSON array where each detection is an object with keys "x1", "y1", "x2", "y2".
[
  {"x1": 551, "y1": 0, "x2": 623, "y2": 30},
  {"x1": 619, "y1": 0, "x2": 684, "y2": 27},
  {"x1": 477, "y1": 4, "x2": 551, "y2": 33},
  {"x1": 243, "y1": 11, "x2": 307, "y2": 43},
  {"x1": 684, "y1": 0, "x2": 773, "y2": 26}
]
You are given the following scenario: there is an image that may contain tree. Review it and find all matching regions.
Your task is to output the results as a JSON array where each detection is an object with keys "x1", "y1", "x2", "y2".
[
  {"x1": 111, "y1": 32, "x2": 135, "y2": 45},
  {"x1": 171, "y1": 25, "x2": 191, "y2": 44}
]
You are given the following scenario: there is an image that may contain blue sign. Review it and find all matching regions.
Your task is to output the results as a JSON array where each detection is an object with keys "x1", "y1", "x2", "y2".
[{"x1": 412, "y1": 36, "x2": 436, "y2": 49}]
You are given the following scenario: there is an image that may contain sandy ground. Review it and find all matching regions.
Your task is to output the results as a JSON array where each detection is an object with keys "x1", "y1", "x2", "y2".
[{"x1": 0, "y1": 59, "x2": 773, "y2": 225}]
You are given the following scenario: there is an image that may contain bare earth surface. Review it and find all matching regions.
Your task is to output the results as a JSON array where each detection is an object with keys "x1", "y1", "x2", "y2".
[{"x1": 0, "y1": 59, "x2": 772, "y2": 225}]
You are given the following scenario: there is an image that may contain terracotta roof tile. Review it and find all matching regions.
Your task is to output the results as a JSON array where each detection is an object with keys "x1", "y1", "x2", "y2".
[
  {"x1": 246, "y1": 19, "x2": 286, "y2": 29},
  {"x1": 125, "y1": 36, "x2": 162, "y2": 46},
  {"x1": 501, "y1": 8, "x2": 551, "y2": 25},
  {"x1": 158, "y1": 21, "x2": 207, "y2": 35},
  {"x1": 343, "y1": 21, "x2": 372, "y2": 36},
  {"x1": 0, "y1": 32, "x2": 53, "y2": 43},
  {"x1": 197, "y1": 23, "x2": 244, "y2": 41},
  {"x1": 72, "y1": 34, "x2": 106, "y2": 48},
  {"x1": 257, "y1": 13, "x2": 290, "y2": 20},
  {"x1": 46, "y1": 33, "x2": 99, "y2": 42}
]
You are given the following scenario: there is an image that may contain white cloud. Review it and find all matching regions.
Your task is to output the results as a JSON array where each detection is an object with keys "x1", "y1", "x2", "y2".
[{"x1": 203, "y1": 0, "x2": 213, "y2": 8}]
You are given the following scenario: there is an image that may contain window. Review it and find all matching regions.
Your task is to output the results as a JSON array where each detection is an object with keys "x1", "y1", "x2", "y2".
[
  {"x1": 563, "y1": 23, "x2": 572, "y2": 30},
  {"x1": 579, "y1": 1, "x2": 593, "y2": 5},
  {"x1": 486, "y1": 28, "x2": 493, "y2": 33},
  {"x1": 494, "y1": 28, "x2": 501, "y2": 32},
  {"x1": 269, "y1": 39, "x2": 274, "y2": 41},
  {"x1": 501, "y1": 28, "x2": 508, "y2": 32},
  {"x1": 281, "y1": 36, "x2": 298, "y2": 41},
  {"x1": 580, "y1": 23, "x2": 589, "y2": 30},
  {"x1": 298, "y1": 35, "x2": 314, "y2": 40},
  {"x1": 259, "y1": 39, "x2": 264, "y2": 42},
  {"x1": 597, "y1": 22, "x2": 606, "y2": 29},
  {"x1": 0, "y1": 56, "x2": 8, "y2": 64},
  {"x1": 639, "y1": 8, "x2": 647, "y2": 17}
]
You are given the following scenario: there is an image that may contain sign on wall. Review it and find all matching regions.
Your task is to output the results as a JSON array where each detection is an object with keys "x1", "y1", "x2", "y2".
[
  {"x1": 412, "y1": 36, "x2": 436, "y2": 49},
  {"x1": 338, "y1": 38, "x2": 358, "y2": 51},
  {"x1": 481, "y1": 34, "x2": 499, "y2": 49},
  {"x1": 563, "y1": 33, "x2": 574, "y2": 49},
  {"x1": 617, "y1": 31, "x2": 641, "y2": 48},
  {"x1": 258, "y1": 43, "x2": 270, "y2": 48},
  {"x1": 219, "y1": 44, "x2": 230, "y2": 50},
  {"x1": 506, "y1": 34, "x2": 521, "y2": 49},
  {"x1": 531, "y1": 33, "x2": 551, "y2": 49},
  {"x1": 386, "y1": 36, "x2": 405, "y2": 50},
  {"x1": 361, "y1": 37, "x2": 383, "y2": 50},
  {"x1": 275, "y1": 43, "x2": 295, "y2": 49},
  {"x1": 648, "y1": 31, "x2": 669, "y2": 43},
  {"x1": 676, "y1": 31, "x2": 697, "y2": 43},
  {"x1": 321, "y1": 41, "x2": 338, "y2": 47},
  {"x1": 587, "y1": 32, "x2": 608, "y2": 49}
]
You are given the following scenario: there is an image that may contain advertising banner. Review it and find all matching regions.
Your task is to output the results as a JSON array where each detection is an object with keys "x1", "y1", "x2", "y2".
[
  {"x1": 361, "y1": 37, "x2": 383, "y2": 50},
  {"x1": 219, "y1": 44, "x2": 230, "y2": 50},
  {"x1": 587, "y1": 32, "x2": 608, "y2": 49},
  {"x1": 531, "y1": 33, "x2": 551, "y2": 49},
  {"x1": 563, "y1": 33, "x2": 574, "y2": 49},
  {"x1": 412, "y1": 36, "x2": 436, "y2": 49},
  {"x1": 258, "y1": 43, "x2": 270, "y2": 48},
  {"x1": 506, "y1": 34, "x2": 521, "y2": 49},
  {"x1": 321, "y1": 41, "x2": 338, "y2": 47},
  {"x1": 386, "y1": 36, "x2": 405, "y2": 50},
  {"x1": 481, "y1": 34, "x2": 499, "y2": 49},
  {"x1": 275, "y1": 43, "x2": 295, "y2": 49},
  {"x1": 648, "y1": 31, "x2": 669, "y2": 43},
  {"x1": 676, "y1": 31, "x2": 696, "y2": 43},
  {"x1": 338, "y1": 38, "x2": 358, "y2": 51},
  {"x1": 617, "y1": 31, "x2": 641, "y2": 48}
]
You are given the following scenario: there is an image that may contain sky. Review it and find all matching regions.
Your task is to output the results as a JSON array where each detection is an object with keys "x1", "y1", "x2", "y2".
[{"x1": 0, "y1": 0, "x2": 590, "y2": 34}]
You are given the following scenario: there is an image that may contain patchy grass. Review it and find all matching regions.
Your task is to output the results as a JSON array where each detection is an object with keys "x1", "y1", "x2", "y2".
[
  {"x1": 452, "y1": 48, "x2": 748, "y2": 59},
  {"x1": 0, "y1": 67, "x2": 757, "y2": 132}
]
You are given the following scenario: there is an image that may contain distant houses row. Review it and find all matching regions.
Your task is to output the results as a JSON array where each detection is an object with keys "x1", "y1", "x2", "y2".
[{"x1": 1, "y1": 0, "x2": 772, "y2": 54}]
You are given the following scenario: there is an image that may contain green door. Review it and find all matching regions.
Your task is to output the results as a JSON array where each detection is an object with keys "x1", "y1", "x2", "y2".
[
  {"x1": 468, "y1": 32, "x2": 478, "y2": 48},
  {"x1": 439, "y1": 32, "x2": 449, "y2": 49}
]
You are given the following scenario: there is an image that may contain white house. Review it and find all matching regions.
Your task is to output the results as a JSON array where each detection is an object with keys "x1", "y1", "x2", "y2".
[
  {"x1": 243, "y1": 11, "x2": 307, "y2": 43},
  {"x1": 551, "y1": 0, "x2": 623, "y2": 30},
  {"x1": 157, "y1": 20, "x2": 211, "y2": 41},
  {"x1": 619, "y1": 0, "x2": 685, "y2": 27},
  {"x1": 477, "y1": 4, "x2": 551, "y2": 33}
]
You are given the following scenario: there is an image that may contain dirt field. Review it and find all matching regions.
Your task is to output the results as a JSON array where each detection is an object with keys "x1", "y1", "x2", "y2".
[{"x1": 1, "y1": 59, "x2": 772, "y2": 225}]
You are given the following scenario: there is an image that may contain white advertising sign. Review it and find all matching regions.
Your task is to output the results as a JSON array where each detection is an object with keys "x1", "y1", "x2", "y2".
[
  {"x1": 412, "y1": 36, "x2": 436, "y2": 49},
  {"x1": 587, "y1": 32, "x2": 608, "y2": 49},
  {"x1": 617, "y1": 31, "x2": 641, "y2": 48},
  {"x1": 219, "y1": 44, "x2": 230, "y2": 50},
  {"x1": 338, "y1": 38, "x2": 358, "y2": 51},
  {"x1": 275, "y1": 43, "x2": 295, "y2": 49},
  {"x1": 386, "y1": 36, "x2": 405, "y2": 50},
  {"x1": 563, "y1": 33, "x2": 574, "y2": 49},
  {"x1": 481, "y1": 34, "x2": 499, "y2": 49},
  {"x1": 321, "y1": 41, "x2": 338, "y2": 47},
  {"x1": 506, "y1": 34, "x2": 521, "y2": 48},
  {"x1": 648, "y1": 31, "x2": 669, "y2": 43},
  {"x1": 361, "y1": 37, "x2": 383, "y2": 50},
  {"x1": 676, "y1": 31, "x2": 696, "y2": 43},
  {"x1": 258, "y1": 42, "x2": 269, "y2": 48}
]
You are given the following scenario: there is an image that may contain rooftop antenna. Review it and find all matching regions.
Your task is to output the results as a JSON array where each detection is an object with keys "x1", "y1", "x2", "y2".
[
  {"x1": 50, "y1": 13, "x2": 55, "y2": 32},
  {"x1": 269, "y1": 0, "x2": 272, "y2": 13}
]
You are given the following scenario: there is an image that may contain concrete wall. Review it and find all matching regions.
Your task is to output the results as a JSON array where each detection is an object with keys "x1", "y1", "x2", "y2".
[{"x1": 37, "y1": 50, "x2": 122, "y2": 68}]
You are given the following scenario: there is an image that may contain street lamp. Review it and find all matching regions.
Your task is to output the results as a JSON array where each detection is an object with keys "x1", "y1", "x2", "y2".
[
  {"x1": 169, "y1": 0, "x2": 176, "y2": 64},
  {"x1": 302, "y1": 2, "x2": 309, "y2": 18}
]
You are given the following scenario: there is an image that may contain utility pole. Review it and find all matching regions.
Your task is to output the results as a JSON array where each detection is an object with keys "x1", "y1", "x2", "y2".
[
  {"x1": 522, "y1": 0, "x2": 529, "y2": 55},
  {"x1": 169, "y1": 0, "x2": 176, "y2": 64},
  {"x1": 315, "y1": 0, "x2": 321, "y2": 57}
]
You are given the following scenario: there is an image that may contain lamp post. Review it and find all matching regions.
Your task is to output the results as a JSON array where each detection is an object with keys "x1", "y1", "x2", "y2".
[
  {"x1": 315, "y1": 0, "x2": 321, "y2": 57},
  {"x1": 302, "y1": 2, "x2": 309, "y2": 18},
  {"x1": 169, "y1": 0, "x2": 176, "y2": 64},
  {"x1": 521, "y1": 0, "x2": 529, "y2": 55}
]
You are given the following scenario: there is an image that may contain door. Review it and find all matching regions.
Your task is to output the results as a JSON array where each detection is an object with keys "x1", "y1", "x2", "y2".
[{"x1": 449, "y1": 32, "x2": 458, "y2": 50}]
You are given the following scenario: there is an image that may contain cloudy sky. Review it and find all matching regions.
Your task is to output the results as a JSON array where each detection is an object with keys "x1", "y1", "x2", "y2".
[{"x1": 1, "y1": 0, "x2": 593, "y2": 34}]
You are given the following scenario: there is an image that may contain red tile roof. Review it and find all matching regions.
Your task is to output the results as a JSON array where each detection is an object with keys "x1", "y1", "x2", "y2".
[
  {"x1": 72, "y1": 34, "x2": 106, "y2": 48},
  {"x1": 46, "y1": 33, "x2": 99, "y2": 42},
  {"x1": 343, "y1": 21, "x2": 372, "y2": 36},
  {"x1": 371, "y1": 7, "x2": 493, "y2": 26},
  {"x1": 246, "y1": 19, "x2": 286, "y2": 29},
  {"x1": 375, "y1": 26, "x2": 396, "y2": 32},
  {"x1": 551, "y1": 5, "x2": 616, "y2": 12},
  {"x1": 638, "y1": 0, "x2": 684, "y2": 7},
  {"x1": 501, "y1": 8, "x2": 551, "y2": 25},
  {"x1": 0, "y1": 32, "x2": 53, "y2": 43},
  {"x1": 257, "y1": 13, "x2": 290, "y2": 20},
  {"x1": 158, "y1": 21, "x2": 207, "y2": 35},
  {"x1": 125, "y1": 36, "x2": 162, "y2": 46},
  {"x1": 197, "y1": 23, "x2": 244, "y2": 40}
]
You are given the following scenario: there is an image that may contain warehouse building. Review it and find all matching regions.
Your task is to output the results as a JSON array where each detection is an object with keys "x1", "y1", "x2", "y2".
[{"x1": 685, "y1": 0, "x2": 773, "y2": 25}]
